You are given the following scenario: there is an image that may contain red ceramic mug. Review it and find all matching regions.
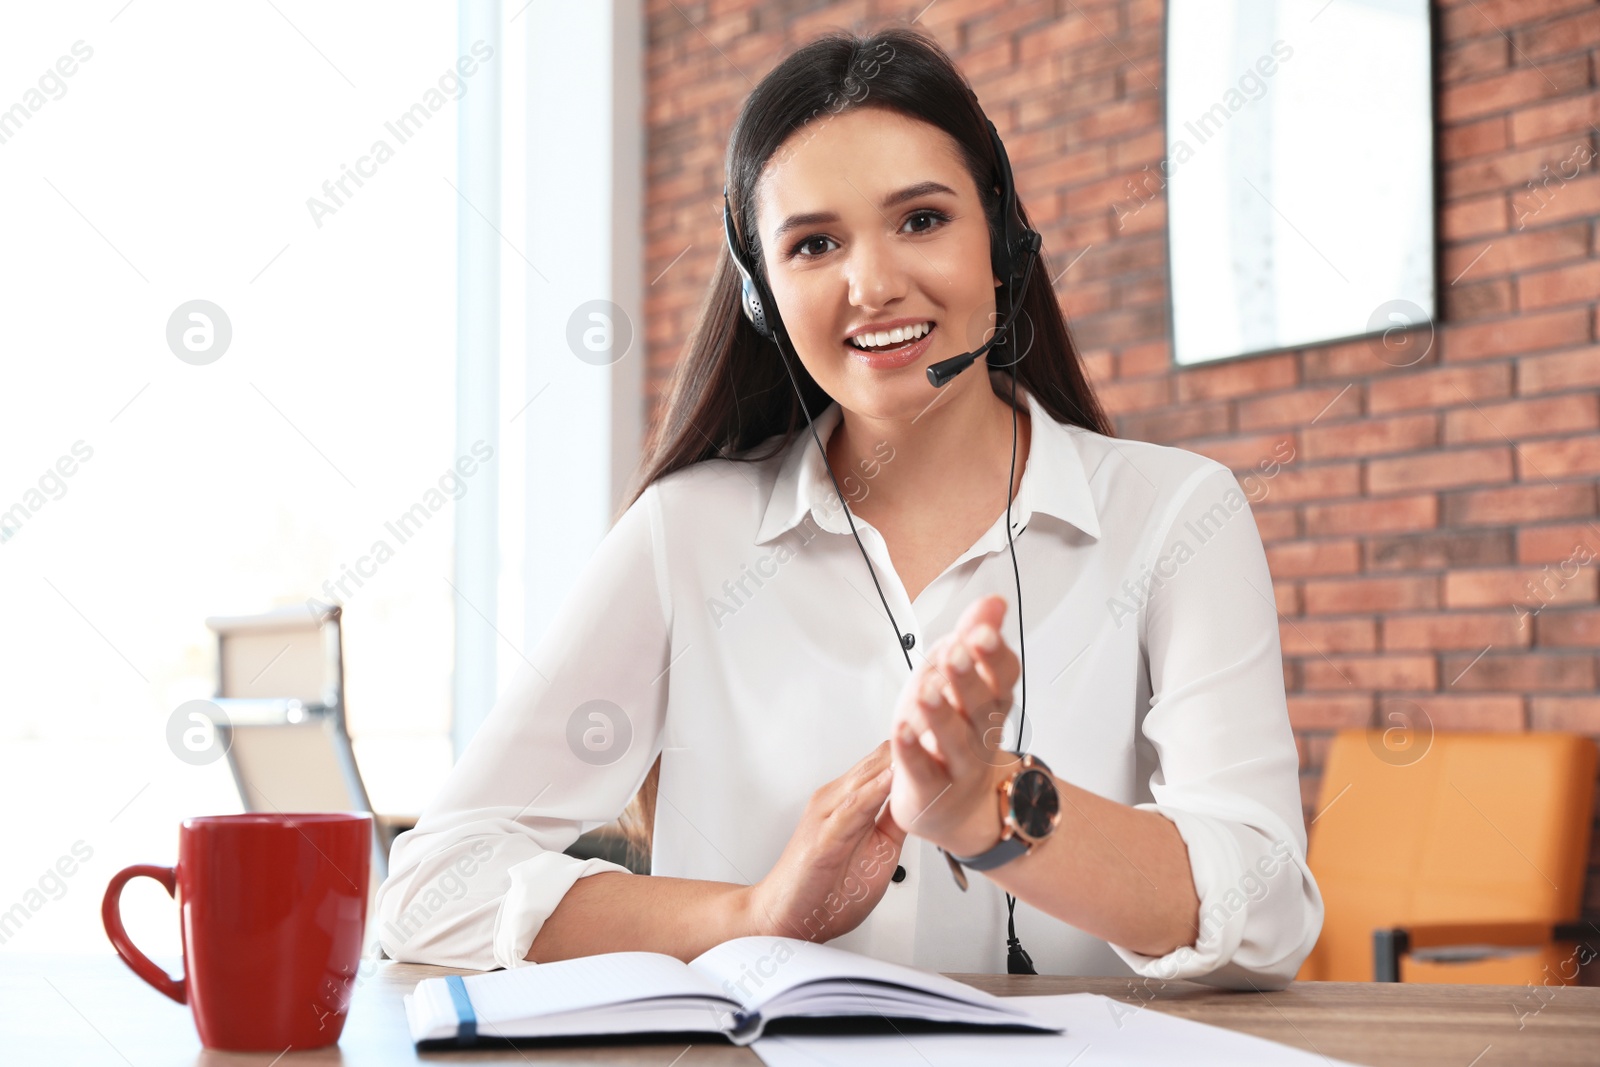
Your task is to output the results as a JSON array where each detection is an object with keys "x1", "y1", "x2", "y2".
[{"x1": 102, "y1": 812, "x2": 372, "y2": 1051}]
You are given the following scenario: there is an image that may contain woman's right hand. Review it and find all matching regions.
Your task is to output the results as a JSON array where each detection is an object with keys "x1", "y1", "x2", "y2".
[{"x1": 744, "y1": 740, "x2": 908, "y2": 943}]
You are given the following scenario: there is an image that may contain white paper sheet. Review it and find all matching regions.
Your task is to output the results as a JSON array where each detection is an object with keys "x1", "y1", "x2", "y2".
[{"x1": 750, "y1": 992, "x2": 1370, "y2": 1067}]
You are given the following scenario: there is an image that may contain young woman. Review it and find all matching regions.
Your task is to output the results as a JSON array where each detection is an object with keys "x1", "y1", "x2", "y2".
[{"x1": 375, "y1": 27, "x2": 1322, "y2": 989}]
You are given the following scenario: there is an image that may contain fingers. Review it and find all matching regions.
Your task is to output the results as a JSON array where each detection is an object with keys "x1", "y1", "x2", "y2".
[
  {"x1": 952, "y1": 594, "x2": 1008, "y2": 648},
  {"x1": 904, "y1": 656, "x2": 978, "y2": 781},
  {"x1": 946, "y1": 597, "x2": 1021, "y2": 707},
  {"x1": 889, "y1": 718, "x2": 949, "y2": 834},
  {"x1": 874, "y1": 782, "x2": 909, "y2": 846},
  {"x1": 824, "y1": 740, "x2": 890, "y2": 799},
  {"x1": 823, "y1": 761, "x2": 892, "y2": 837}
]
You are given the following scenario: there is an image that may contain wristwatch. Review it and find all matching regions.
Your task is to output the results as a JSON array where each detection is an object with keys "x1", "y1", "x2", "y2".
[{"x1": 940, "y1": 752, "x2": 1061, "y2": 891}]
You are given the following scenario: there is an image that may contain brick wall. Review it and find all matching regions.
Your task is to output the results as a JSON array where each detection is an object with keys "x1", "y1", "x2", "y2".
[{"x1": 644, "y1": 0, "x2": 1600, "y2": 946}]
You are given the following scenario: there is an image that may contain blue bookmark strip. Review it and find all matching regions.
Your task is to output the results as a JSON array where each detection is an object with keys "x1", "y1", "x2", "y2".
[{"x1": 444, "y1": 975, "x2": 478, "y2": 1046}]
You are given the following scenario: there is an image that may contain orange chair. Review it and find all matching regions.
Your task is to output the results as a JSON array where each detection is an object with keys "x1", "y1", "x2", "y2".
[{"x1": 1298, "y1": 729, "x2": 1598, "y2": 984}]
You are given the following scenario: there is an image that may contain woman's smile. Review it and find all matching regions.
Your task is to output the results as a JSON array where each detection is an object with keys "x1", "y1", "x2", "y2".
[{"x1": 845, "y1": 321, "x2": 938, "y2": 369}]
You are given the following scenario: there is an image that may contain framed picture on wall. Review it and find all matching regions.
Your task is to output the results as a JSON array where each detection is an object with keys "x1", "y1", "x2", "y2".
[{"x1": 1163, "y1": 0, "x2": 1435, "y2": 366}]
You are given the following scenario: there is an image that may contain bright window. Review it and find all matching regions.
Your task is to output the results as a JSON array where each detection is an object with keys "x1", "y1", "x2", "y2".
[{"x1": 0, "y1": 3, "x2": 470, "y2": 952}]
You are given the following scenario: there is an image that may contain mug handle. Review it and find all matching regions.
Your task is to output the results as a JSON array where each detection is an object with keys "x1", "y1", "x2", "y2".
[{"x1": 101, "y1": 864, "x2": 187, "y2": 1005}]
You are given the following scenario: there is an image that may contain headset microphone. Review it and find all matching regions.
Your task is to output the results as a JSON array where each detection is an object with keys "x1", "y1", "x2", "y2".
[
  {"x1": 924, "y1": 230, "x2": 1040, "y2": 388},
  {"x1": 723, "y1": 114, "x2": 1043, "y2": 975}
]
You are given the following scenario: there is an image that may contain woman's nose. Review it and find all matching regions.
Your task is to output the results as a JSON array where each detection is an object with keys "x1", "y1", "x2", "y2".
[{"x1": 845, "y1": 235, "x2": 910, "y2": 310}]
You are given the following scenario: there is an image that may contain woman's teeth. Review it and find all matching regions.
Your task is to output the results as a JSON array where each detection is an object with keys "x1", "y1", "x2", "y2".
[{"x1": 848, "y1": 322, "x2": 932, "y2": 351}]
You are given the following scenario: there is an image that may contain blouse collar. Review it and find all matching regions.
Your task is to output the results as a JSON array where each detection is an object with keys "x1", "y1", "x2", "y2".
[{"x1": 754, "y1": 382, "x2": 1102, "y2": 546}]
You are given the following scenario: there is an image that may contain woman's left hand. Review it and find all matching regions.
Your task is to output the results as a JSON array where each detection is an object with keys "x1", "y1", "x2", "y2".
[{"x1": 887, "y1": 594, "x2": 1024, "y2": 856}]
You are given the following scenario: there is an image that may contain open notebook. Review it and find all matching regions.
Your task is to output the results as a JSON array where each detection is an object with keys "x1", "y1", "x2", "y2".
[{"x1": 405, "y1": 935, "x2": 1063, "y2": 1048}]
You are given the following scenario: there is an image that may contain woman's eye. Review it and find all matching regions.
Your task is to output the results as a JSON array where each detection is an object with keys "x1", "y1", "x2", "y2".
[{"x1": 788, "y1": 210, "x2": 948, "y2": 260}]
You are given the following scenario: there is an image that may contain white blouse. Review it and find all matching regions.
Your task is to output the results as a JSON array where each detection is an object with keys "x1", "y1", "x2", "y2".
[{"x1": 374, "y1": 382, "x2": 1324, "y2": 989}]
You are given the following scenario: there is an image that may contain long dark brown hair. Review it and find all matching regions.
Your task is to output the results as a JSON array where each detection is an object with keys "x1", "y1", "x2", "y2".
[{"x1": 612, "y1": 26, "x2": 1113, "y2": 872}]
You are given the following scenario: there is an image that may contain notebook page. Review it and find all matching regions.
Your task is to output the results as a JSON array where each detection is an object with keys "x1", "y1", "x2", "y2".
[
  {"x1": 458, "y1": 951, "x2": 734, "y2": 1029},
  {"x1": 689, "y1": 936, "x2": 1026, "y2": 1017}
]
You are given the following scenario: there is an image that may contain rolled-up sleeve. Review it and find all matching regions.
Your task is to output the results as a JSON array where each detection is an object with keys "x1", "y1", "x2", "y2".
[
  {"x1": 373, "y1": 482, "x2": 671, "y2": 971},
  {"x1": 1108, "y1": 464, "x2": 1324, "y2": 990}
]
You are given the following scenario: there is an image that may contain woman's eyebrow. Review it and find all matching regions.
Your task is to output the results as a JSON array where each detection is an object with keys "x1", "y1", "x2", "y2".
[{"x1": 770, "y1": 180, "x2": 958, "y2": 243}]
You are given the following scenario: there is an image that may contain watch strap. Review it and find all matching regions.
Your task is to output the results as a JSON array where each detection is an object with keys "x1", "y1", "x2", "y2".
[{"x1": 949, "y1": 833, "x2": 1030, "y2": 871}]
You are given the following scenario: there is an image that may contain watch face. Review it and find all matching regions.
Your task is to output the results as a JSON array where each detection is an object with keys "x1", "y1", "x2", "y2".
[{"x1": 1011, "y1": 768, "x2": 1059, "y2": 839}]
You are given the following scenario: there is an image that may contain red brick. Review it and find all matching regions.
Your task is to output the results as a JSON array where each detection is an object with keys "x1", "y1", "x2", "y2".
[
  {"x1": 963, "y1": 0, "x2": 1070, "y2": 50},
  {"x1": 1538, "y1": 608, "x2": 1600, "y2": 647},
  {"x1": 1441, "y1": 651, "x2": 1595, "y2": 691},
  {"x1": 1266, "y1": 540, "x2": 1362, "y2": 579},
  {"x1": 1517, "y1": 346, "x2": 1600, "y2": 395},
  {"x1": 1117, "y1": 340, "x2": 1170, "y2": 378},
  {"x1": 1367, "y1": 529, "x2": 1515, "y2": 571},
  {"x1": 1018, "y1": 144, "x2": 1112, "y2": 190},
  {"x1": 1088, "y1": 235, "x2": 1164, "y2": 275},
  {"x1": 1303, "y1": 576, "x2": 1440, "y2": 614},
  {"x1": 1064, "y1": 95, "x2": 1162, "y2": 143},
  {"x1": 1516, "y1": 434, "x2": 1600, "y2": 479},
  {"x1": 1015, "y1": 11, "x2": 1103, "y2": 63},
  {"x1": 1111, "y1": 129, "x2": 1168, "y2": 171},
  {"x1": 1442, "y1": 307, "x2": 1591, "y2": 362},
  {"x1": 1304, "y1": 495, "x2": 1438, "y2": 536},
  {"x1": 1367, "y1": 446, "x2": 1513, "y2": 494},
  {"x1": 1511, "y1": 91, "x2": 1600, "y2": 146},
  {"x1": 1439, "y1": 57, "x2": 1588, "y2": 123},
  {"x1": 1517, "y1": 8, "x2": 1600, "y2": 61},
  {"x1": 1442, "y1": 277, "x2": 1515, "y2": 322},
  {"x1": 1518, "y1": 522, "x2": 1600, "y2": 564},
  {"x1": 1116, "y1": 266, "x2": 1168, "y2": 302},
  {"x1": 1520, "y1": 260, "x2": 1600, "y2": 312},
  {"x1": 1062, "y1": 279, "x2": 1115, "y2": 319},
  {"x1": 1255, "y1": 507, "x2": 1299, "y2": 543},
  {"x1": 1442, "y1": 115, "x2": 1509, "y2": 162},
  {"x1": 1382, "y1": 612, "x2": 1532, "y2": 651},
  {"x1": 1097, "y1": 377, "x2": 1169, "y2": 413},
  {"x1": 1441, "y1": 37, "x2": 1509, "y2": 82},
  {"x1": 1443, "y1": 482, "x2": 1597, "y2": 525},
  {"x1": 1380, "y1": 694, "x2": 1526, "y2": 732},
  {"x1": 1368, "y1": 363, "x2": 1513, "y2": 414},
  {"x1": 1441, "y1": 194, "x2": 1508, "y2": 239},
  {"x1": 1174, "y1": 354, "x2": 1298, "y2": 403},
  {"x1": 1443, "y1": 393, "x2": 1600, "y2": 444},
  {"x1": 1302, "y1": 414, "x2": 1439, "y2": 461},
  {"x1": 1237, "y1": 384, "x2": 1361, "y2": 431},
  {"x1": 1301, "y1": 656, "x2": 1437, "y2": 692},
  {"x1": 1271, "y1": 578, "x2": 1299, "y2": 616},
  {"x1": 1445, "y1": 142, "x2": 1592, "y2": 198},
  {"x1": 1081, "y1": 350, "x2": 1115, "y2": 383},
  {"x1": 1444, "y1": 566, "x2": 1598, "y2": 608},
  {"x1": 1279, "y1": 618, "x2": 1378, "y2": 656},
  {"x1": 1288, "y1": 695, "x2": 1372, "y2": 731},
  {"x1": 957, "y1": 36, "x2": 1015, "y2": 82},
  {"x1": 1441, "y1": 0, "x2": 1593, "y2": 39},
  {"x1": 1118, "y1": 402, "x2": 1229, "y2": 445},
  {"x1": 1441, "y1": 222, "x2": 1590, "y2": 280},
  {"x1": 1511, "y1": 173, "x2": 1600, "y2": 229},
  {"x1": 1304, "y1": 336, "x2": 1437, "y2": 381},
  {"x1": 1248, "y1": 463, "x2": 1363, "y2": 505},
  {"x1": 1531, "y1": 696, "x2": 1600, "y2": 732},
  {"x1": 1185, "y1": 432, "x2": 1295, "y2": 473}
]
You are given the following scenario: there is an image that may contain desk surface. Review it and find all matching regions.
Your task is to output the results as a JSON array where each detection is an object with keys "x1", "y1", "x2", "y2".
[{"x1": 5, "y1": 953, "x2": 1596, "y2": 1066}]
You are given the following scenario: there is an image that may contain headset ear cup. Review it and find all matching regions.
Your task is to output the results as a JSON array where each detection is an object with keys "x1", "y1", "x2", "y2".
[{"x1": 742, "y1": 278, "x2": 772, "y2": 341}]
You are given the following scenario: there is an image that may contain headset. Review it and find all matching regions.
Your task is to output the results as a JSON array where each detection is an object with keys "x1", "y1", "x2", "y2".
[{"x1": 722, "y1": 116, "x2": 1043, "y2": 974}]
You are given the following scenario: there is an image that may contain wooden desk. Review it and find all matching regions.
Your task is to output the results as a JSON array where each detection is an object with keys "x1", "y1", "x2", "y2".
[{"x1": 5, "y1": 953, "x2": 1596, "y2": 1066}]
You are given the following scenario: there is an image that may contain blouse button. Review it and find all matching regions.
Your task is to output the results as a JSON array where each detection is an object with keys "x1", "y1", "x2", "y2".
[
  {"x1": 891, "y1": 864, "x2": 907, "y2": 883},
  {"x1": 901, "y1": 633, "x2": 915, "y2": 651}
]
